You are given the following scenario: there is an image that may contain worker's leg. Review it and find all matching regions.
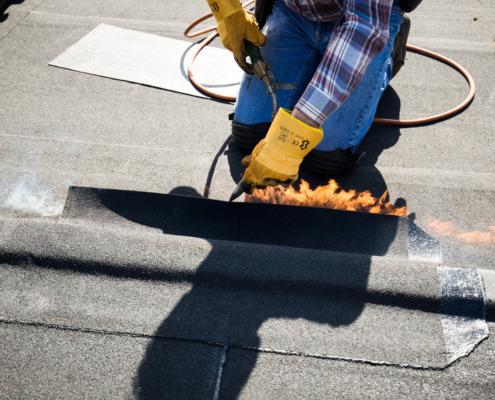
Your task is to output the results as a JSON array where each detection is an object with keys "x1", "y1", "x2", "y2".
[
  {"x1": 232, "y1": 1, "x2": 329, "y2": 150},
  {"x1": 309, "y1": 5, "x2": 404, "y2": 155},
  {"x1": 303, "y1": 5, "x2": 404, "y2": 174}
]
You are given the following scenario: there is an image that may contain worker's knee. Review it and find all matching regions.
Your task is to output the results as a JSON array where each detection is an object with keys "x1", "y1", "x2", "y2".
[
  {"x1": 231, "y1": 120, "x2": 270, "y2": 151},
  {"x1": 303, "y1": 148, "x2": 358, "y2": 175},
  {"x1": 231, "y1": 120, "x2": 358, "y2": 175}
]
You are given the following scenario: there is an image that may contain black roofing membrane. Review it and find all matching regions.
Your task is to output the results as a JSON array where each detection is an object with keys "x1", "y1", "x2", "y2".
[{"x1": 63, "y1": 186, "x2": 414, "y2": 258}]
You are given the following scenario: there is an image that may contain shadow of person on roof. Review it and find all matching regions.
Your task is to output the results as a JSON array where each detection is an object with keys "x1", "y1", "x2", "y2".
[
  {"x1": 119, "y1": 87, "x2": 420, "y2": 398},
  {"x1": 93, "y1": 169, "x2": 400, "y2": 399},
  {"x1": 112, "y1": 84, "x2": 438, "y2": 399},
  {"x1": 110, "y1": 183, "x2": 398, "y2": 399}
]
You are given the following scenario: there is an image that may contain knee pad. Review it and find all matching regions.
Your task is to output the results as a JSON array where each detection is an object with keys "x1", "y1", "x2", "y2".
[
  {"x1": 231, "y1": 120, "x2": 270, "y2": 151},
  {"x1": 391, "y1": 15, "x2": 411, "y2": 79},
  {"x1": 303, "y1": 148, "x2": 358, "y2": 175}
]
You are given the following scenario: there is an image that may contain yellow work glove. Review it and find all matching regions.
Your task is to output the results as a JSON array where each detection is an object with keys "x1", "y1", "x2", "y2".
[
  {"x1": 241, "y1": 108, "x2": 323, "y2": 192},
  {"x1": 207, "y1": 0, "x2": 266, "y2": 73}
]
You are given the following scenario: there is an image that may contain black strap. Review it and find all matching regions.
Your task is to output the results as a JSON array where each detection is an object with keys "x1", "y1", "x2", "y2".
[
  {"x1": 255, "y1": 0, "x2": 275, "y2": 28},
  {"x1": 398, "y1": 0, "x2": 423, "y2": 13}
]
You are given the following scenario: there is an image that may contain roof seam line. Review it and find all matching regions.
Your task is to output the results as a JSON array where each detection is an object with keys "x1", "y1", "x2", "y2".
[{"x1": 0, "y1": 318, "x2": 452, "y2": 371}]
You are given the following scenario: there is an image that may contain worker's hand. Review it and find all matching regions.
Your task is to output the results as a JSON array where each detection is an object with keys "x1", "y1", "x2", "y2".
[
  {"x1": 207, "y1": 0, "x2": 266, "y2": 73},
  {"x1": 240, "y1": 108, "x2": 323, "y2": 192}
]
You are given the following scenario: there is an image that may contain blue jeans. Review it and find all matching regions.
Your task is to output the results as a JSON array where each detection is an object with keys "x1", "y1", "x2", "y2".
[{"x1": 234, "y1": 1, "x2": 403, "y2": 152}]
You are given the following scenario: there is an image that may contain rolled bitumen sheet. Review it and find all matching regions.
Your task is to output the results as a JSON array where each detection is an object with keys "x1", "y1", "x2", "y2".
[
  {"x1": 49, "y1": 24, "x2": 242, "y2": 99},
  {"x1": 62, "y1": 186, "x2": 440, "y2": 261},
  {"x1": 0, "y1": 186, "x2": 487, "y2": 368}
]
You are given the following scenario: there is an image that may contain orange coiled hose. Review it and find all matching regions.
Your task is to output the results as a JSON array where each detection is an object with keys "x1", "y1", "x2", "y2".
[{"x1": 184, "y1": 1, "x2": 475, "y2": 127}]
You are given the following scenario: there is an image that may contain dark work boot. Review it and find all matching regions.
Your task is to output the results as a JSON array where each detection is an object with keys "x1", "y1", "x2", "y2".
[
  {"x1": 303, "y1": 148, "x2": 358, "y2": 175},
  {"x1": 391, "y1": 14, "x2": 411, "y2": 79},
  {"x1": 231, "y1": 120, "x2": 270, "y2": 151}
]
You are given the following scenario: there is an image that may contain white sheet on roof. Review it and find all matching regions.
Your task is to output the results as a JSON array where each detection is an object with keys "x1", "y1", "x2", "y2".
[{"x1": 49, "y1": 23, "x2": 243, "y2": 99}]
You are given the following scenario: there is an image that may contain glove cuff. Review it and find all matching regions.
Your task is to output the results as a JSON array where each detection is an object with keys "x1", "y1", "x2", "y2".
[
  {"x1": 208, "y1": 0, "x2": 243, "y2": 21},
  {"x1": 254, "y1": 108, "x2": 323, "y2": 176},
  {"x1": 265, "y1": 108, "x2": 323, "y2": 159}
]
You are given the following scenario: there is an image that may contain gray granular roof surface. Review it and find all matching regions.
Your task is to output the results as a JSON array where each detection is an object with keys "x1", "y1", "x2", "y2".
[{"x1": 1, "y1": 0, "x2": 495, "y2": 399}]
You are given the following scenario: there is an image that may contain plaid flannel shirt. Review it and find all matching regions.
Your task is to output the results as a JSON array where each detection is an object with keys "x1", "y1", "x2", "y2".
[{"x1": 284, "y1": 0, "x2": 394, "y2": 126}]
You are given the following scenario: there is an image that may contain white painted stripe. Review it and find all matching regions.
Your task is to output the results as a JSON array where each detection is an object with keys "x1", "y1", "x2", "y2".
[{"x1": 438, "y1": 266, "x2": 489, "y2": 364}]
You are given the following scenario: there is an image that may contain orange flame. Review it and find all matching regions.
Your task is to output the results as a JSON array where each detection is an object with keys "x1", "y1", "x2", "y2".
[
  {"x1": 427, "y1": 217, "x2": 495, "y2": 247},
  {"x1": 245, "y1": 179, "x2": 407, "y2": 217}
]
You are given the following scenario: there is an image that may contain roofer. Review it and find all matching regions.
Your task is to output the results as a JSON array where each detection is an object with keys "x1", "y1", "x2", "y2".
[{"x1": 207, "y1": 0, "x2": 420, "y2": 192}]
